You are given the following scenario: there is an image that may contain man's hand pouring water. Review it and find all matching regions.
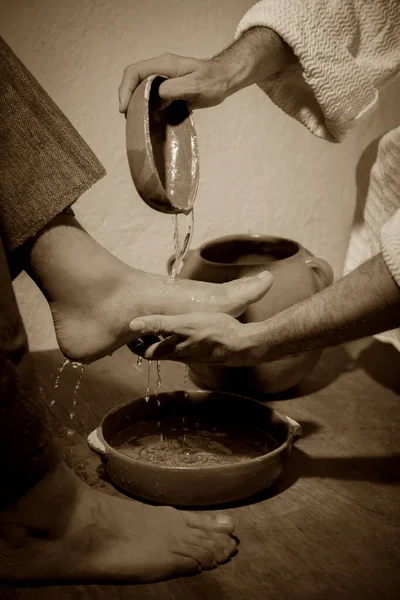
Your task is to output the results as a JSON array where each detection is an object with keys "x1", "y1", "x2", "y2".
[{"x1": 123, "y1": 4, "x2": 400, "y2": 365}]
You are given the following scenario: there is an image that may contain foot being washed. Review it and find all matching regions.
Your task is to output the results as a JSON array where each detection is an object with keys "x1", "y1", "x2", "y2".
[{"x1": 28, "y1": 213, "x2": 273, "y2": 362}]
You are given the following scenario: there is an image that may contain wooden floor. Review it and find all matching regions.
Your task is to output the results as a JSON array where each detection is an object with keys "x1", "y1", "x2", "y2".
[{"x1": 4, "y1": 338, "x2": 400, "y2": 600}]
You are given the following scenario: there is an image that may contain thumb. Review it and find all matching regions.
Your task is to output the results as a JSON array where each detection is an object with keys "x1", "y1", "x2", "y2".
[
  {"x1": 158, "y1": 74, "x2": 195, "y2": 104},
  {"x1": 129, "y1": 315, "x2": 177, "y2": 337}
]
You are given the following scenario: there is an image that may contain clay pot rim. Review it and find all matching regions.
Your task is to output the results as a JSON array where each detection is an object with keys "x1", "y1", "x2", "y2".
[
  {"x1": 95, "y1": 390, "x2": 297, "y2": 474},
  {"x1": 142, "y1": 74, "x2": 199, "y2": 215},
  {"x1": 197, "y1": 233, "x2": 302, "y2": 266}
]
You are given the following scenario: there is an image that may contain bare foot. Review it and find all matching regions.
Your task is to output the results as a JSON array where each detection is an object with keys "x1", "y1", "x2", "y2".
[
  {"x1": 28, "y1": 214, "x2": 273, "y2": 362},
  {"x1": 0, "y1": 461, "x2": 237, "y2": 585}
]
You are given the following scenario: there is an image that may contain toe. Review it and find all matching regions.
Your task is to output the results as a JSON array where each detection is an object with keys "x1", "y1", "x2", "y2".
[
  {"x1": 175, "y1": 543, "x2": 217, "y2": 571},
  {"x1": 246, "y1": 271, "x2": 274, "y2": 299},
  {"x1": 168, "y1": 555, "x2": 202, "y2": 580},
  {"x1": 225, "y1": 271, "x2": 274, "y2": 316},
  {"x1": 184, "y1": 511, "x2": 235, "y2": 535},
  {"x1": 193, "y1": 531, "x2": 238, "y2": 564}
]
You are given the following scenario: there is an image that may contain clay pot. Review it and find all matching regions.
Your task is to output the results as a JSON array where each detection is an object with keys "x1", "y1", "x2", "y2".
[
  {"x1": 88, "y1": 390, "x2": 301, "y2": 506},
  {"x1": 167, "y1": 234, "x2": 334, "y2": 394},
  {"x1": 126, "y1": 74, "x2": 199, "y2": 215}
]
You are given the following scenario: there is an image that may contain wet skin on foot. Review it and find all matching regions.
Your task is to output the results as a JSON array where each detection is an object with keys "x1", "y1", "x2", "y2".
[{"x1": 27, "y1": 213, "x2": 273, "y2": 362}]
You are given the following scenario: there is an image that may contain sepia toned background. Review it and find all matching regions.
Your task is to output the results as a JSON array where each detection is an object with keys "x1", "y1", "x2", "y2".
[{"x1": 2, "y1": 0, "x2": 400, "y2": 351}]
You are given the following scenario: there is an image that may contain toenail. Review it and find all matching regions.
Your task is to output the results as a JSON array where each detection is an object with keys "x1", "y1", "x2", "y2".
[
  {"x1": 215, "y1": 515, "x2": 231, "y2": 527},
  {"x1": 258, "y1": 270, "x2": 272, "y2": 279},
  {"x1": 232, "y1": 534, "x2": 240, "y2": 546}
]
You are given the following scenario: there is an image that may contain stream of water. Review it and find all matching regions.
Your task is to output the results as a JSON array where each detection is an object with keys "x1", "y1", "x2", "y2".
[
  {"x1": 69, "y1": 363, "x2": 85, "y2": 419},
  {"x1": 170, "y1": 210, "x2": 195, "y2": 279},
  {"x1": 137, "y1": 209, "x2": 195, "y2": 407}
]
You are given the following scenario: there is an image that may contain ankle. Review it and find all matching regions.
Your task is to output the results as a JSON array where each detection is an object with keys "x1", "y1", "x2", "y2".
[{"x1": 0, "y1": 459, "x2": 83, "y2": 537}]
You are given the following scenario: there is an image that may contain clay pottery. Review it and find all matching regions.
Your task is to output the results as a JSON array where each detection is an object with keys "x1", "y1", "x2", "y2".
[
  {"x1": 88, "y1": 390, "x2": 301, "y2": 507},
  {"x1": 167, "y1": 234, "x2": 334, "y2": 394},
  {"x1": 126, "y1": 74, "x2": 199, "y2": 214}
]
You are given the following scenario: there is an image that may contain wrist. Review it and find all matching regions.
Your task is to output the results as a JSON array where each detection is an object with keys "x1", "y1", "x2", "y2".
[
  {"x1": 241, "y1": 253, "x2": 400, "y2": 363},
  {"x1": 241, "y1": 310, "x2": 312, "y2": 364},
  {"x1": 212, "y1": 27, "x2": 293, "y2": 97},
  {"x1": 240, "y1": 322, "x2": 272, "y2": 364}
]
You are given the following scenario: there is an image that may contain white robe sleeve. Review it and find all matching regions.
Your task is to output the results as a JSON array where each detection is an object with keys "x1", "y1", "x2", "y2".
[
  {"x1": 236, "y1": 0, "x2": 400, "y2": 141},
  {"x1": 381, "y1": 210, "x2": 400, "y2": 288}
]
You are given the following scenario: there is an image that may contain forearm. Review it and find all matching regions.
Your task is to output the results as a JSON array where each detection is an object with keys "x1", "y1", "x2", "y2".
[
  {"x1": 249, "y1": 253, "x2": 400, "y2": 361},
  {"x1": 213, "y1": 27, "x2": 294, "y2": 97},
  {"x1": 233, "y1": 1, "x2": 400, "y2": 141}
]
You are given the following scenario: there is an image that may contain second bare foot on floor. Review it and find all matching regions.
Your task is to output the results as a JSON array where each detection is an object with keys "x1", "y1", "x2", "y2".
[
  {"x1": 28, "y1": 213, "x2": 273, "y2": 362},
  {"x1": 0, "y1": 461, "x2": 237, "y2": 586}
]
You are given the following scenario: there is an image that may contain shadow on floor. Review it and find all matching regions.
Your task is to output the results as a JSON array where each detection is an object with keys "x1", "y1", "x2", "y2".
[
  {"x1": 32, "y1": 347, "x2": 400, "y2": 515},
  {"x1": 233, "y1": 344, "x2": 355, "y2": 403},
  {"x1": 355, "y1": 340, "x2": 400, "y2": 395}
]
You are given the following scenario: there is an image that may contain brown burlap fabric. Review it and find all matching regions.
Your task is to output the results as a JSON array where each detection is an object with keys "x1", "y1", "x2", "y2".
[
  {"x1": 0, "y1": 36, "x2": 106, "y2": 263},
  {"x1": 0, "y1": 37, "x2": 107, "y2": 506}
]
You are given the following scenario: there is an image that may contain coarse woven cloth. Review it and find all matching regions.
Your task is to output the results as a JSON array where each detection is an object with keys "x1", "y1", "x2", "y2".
[{"x1": 0, "y1": 36, "x2": 106, "y2": 264}]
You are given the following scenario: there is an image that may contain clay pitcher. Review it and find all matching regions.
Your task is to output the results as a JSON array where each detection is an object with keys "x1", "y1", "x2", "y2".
[{"x1": 167, "y1": 234, "x2": 334, "y2": 394}]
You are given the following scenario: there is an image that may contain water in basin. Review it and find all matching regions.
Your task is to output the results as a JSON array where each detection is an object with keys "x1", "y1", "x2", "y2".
[{"x1": 111, "y1": 414, "x2": 278, "y2": 467}]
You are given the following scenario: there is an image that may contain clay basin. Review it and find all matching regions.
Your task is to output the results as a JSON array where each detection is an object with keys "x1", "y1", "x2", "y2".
[
  {"x1": 88, "y1": 390, "x2": 301, "y2": 507},
  {"x1": 126, "y1": 74, "x2": 199, "y2": 214}
]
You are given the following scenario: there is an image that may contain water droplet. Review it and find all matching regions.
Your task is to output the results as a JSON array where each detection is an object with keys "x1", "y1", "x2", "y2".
[
  {"x1": 156, "y1": 360, "x2": 162, "y2": 387},
  {"x1": 54, "y1": 358, "x2": 70, "y2": 390},
  {"x1": 68, "y1": 364, "x2": 84, "y2": 420},
  {"x1": 171, "y1": 215, "x2": 179, "y2": 280},
  {"x1": 66, "y1": 429, "x2": 75, "y2": 437},
  {"x1": 183, "y1": 364, "x2": 189, "y2": 398},
  {"x1": 144, "y1": 359, "x2": 152, "y2": 401},
  {"x1": 137, "y1": 355, "x2": 143, "y2": 367}
]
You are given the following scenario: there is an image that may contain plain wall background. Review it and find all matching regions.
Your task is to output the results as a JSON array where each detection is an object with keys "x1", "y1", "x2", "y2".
[{"x1": 2, "y1": 0, "x2": 400, "y2": 351}]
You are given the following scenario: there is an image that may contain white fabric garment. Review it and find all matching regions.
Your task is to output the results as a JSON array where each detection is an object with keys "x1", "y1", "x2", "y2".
[{"x1": 236, "y1": 0, "x2": 400, "y2": 349}]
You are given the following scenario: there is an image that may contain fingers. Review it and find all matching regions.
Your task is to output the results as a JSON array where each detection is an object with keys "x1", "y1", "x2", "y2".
[
  {"x1": 129, "y1": 315, "x2": 197, "y2": 361},
  {"x1": 143, "y1": 335, "x2": 182, "y2": 360},
  {"x1": 118, "y1": 54, "x2": 197, "y2": 113},
  {"x1": 127, "y1": 325, "x2": 183, "y2": 360},
  {"x1": 118, "y1": 58, "x2": 167, "y2": 113},
  {"x1": 158, "y1": 75, "x2": 198, "y2": 105},
  {"x1": 129, "y1": 315, "x2": 181, "y2": 337},
  {"x1": 118, "y1": 68, "x2": 139, "y2": 113},
  {"x1": 127, "y1": 334, "x2": 168, "y2": 355}
]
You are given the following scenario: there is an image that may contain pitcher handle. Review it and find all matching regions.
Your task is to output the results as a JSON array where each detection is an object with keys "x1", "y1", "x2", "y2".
[{"x1": 305, "y1": 257, "x2": 334, "y2": 291}]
